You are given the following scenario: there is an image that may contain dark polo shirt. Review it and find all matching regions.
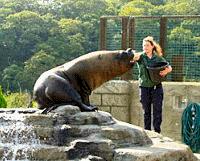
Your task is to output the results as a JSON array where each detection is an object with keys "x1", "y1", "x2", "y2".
[{"x1": 136, "y1": 52, "x2": 167, "y2": 87}]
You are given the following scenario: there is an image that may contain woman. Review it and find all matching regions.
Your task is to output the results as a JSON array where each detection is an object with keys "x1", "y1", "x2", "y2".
[{"x1": 133, "y1": 36, "x2": 172, "y2": 133}]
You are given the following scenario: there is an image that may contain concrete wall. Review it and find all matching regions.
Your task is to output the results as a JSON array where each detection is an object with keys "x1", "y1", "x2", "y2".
[{"x1": 89, "y1": 80, "x2": 200, "y2": 141}]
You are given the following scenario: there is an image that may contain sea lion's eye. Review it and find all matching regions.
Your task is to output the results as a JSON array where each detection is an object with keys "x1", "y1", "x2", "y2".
[{"x1": 98, "y1": 55, "x2": 102, "y2": 60}]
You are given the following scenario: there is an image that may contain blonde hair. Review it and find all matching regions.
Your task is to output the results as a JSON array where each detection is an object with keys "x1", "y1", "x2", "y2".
[{"x1": 143, "y1": 36, "x2": 163, "y2": 56}]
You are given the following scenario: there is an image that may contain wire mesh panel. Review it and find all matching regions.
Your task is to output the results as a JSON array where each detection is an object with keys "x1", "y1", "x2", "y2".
[
  {"x1": 133, "y1": 17, "x2": 161, "y2": 51},
  {"x1": 106, "y1": 18, "x2": 122, "y2": 50},
  {"x1": 166, "y1": 16, "x2": 200, "y2": 81},
  {"x1": 132, "y1": 17, "x2": 161, "y2": 80},
  {"x1": 99, "y1": 16, "x2": 200, "y2": 82}
]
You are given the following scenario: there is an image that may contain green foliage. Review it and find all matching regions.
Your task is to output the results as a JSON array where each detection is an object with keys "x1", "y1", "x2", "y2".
[
  {"x1": 167, "y1": 26, "x2": 199, "y2": 81},
  {"x1": 119, "y1": 0, "x2": 155, "y2": 16},
  {"x1": 22, "y1": 50, "x2": 62, "y2": 90},
  {"x1": 4, "y1": 92, "x2": 32, "y2": 108},
  {"x1": 1, "y1": 0, "x2": 38, "y2": 13},
  {"x1": 0, "y1": 86, "x2": 7, "y2": 108},
  {"x1": 46, "y1": 18, "x2": 86, "y2": 60},
  {"x1": 0, "y1": 8, "x2": 13, "y2": 23},
  {"x1": 168, "y1": 27, "x2": 194, "y2": 44},
  {"x1": 168, "y1": 27, "x2": 196, "y2": 55},
  {"x1": 2, "y1": 64, "x2": 23, "y2": 92},
  {"x1": 56, "y1": 0, "x2": 113, "y2": 52},
  {"x1": 145, "y1": 0, "x2": 166, "y2": 5},
  {"x1": 0, "y1": 0, "x2": 199, "y2": 92},
  {"x1": 1, "y1": 11, "x2": 50, "y2": 62},
  {"x1": 58, "y1": 0, "x2": 109, "y2": 21},
  {"x1": 105, "y1": 0, "x2": 130, "y2": 15},
  {"x1": 181, "y1": 20, "x2": 200, "y2": 37}
]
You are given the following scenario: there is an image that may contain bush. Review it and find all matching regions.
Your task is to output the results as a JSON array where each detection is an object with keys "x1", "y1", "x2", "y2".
[
  {"x1": 4, "y1": 92, "x2": 36, "y2": 108},
  {"x1": 0, "y1": 86, "x2": 7, "y2": 108}
]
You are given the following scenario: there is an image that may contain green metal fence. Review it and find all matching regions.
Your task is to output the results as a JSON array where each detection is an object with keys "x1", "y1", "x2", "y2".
[{"x1": 99, "y1": 15, "x2": 200, "y2": 82}]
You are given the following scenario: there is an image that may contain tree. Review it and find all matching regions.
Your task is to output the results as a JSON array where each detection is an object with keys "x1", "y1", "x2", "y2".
[
  {"x1": 44, "y1": 18, "x2": 86, "y2": 60},
  {"x1": 2, "y1": 64, "x2": 23, "y2": 92},
  {"x1": 0, "y1": 11, "x2": 51, "y2": 71},
  {"x1": 168, "y1": 26, "x2": 195, "y2": 55},
  {"x1": 1, "y1": 0, "x2": 39, "y2": 13},
  {"x1": 21, "y1": 50, "x2": 62, "y2": 90},
  {"x1": 119, "y1": 0, "x2": 155, "y2": 16},
  {"x1": 145, "y1": 0, "x2": 166, "y2": 5},
  {"x1": 105, "y1": 0, "x2": 130, "y2": 15},
  {"x1": 56, "y1": 0, "x2": 115, "y2": 52}
]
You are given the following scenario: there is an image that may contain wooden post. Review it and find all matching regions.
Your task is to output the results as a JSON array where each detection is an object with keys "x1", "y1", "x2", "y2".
[
  {"x1": 121, "y1": 17, "x2": 133, "y2": 80},
  {"x1": 160, "y1": 17, "x2": 167, "y2": 56},
  {"x1": 99, "y1": 17, "x2": 107, "y2": 50},
  {"x1": 128, "y1": 17, "x2": 135, "y2": 49},
  {"x1": 121, "y1": 17, "x2": 128, "y2": 50}
]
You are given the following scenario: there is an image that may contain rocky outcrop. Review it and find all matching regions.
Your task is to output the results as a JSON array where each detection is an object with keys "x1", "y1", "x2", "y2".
[{"x1": 0, "y1": 106, "x2": 198, "y2": 161}]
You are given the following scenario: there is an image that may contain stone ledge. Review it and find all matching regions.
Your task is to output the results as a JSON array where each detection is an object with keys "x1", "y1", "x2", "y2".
[{"x1": 93, "y1": 80, "x2": 131, "y2": 94}]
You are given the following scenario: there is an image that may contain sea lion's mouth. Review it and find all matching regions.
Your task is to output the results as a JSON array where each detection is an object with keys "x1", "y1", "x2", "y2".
[{"x1": 129, "y1": 60, "x2": 135, "y2": 65}]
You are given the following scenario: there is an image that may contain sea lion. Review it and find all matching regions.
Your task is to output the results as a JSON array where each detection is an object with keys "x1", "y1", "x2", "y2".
[{"x1": 33, "y1": 48, "x2": 135, "y2": 113}]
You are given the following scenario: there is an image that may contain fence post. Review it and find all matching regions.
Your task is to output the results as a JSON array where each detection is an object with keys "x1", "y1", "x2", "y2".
[
  {"x1": 121, "y1": 17, "x2": 128, "y2": 50},
  {"x1": 99, "y1": 17, "x2": 107, "y2": 50},
  {"x1": 160, "y1": 16, "x2": 167, "y2": 56},
  {"x1": 121, "y1": 17, "x2": 133, "y2": 80},
  {"x1": 128, "y1": 17, "x2": 135, "y2": 49}
]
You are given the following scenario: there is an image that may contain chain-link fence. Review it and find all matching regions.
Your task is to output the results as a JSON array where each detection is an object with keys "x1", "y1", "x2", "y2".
[{"x1": 99, "y1": 15, "x2": 200, "y2": 82}]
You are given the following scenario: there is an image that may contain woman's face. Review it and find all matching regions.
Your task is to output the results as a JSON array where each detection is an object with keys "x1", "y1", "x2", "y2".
[{"x1": 143, "y1": 40, "x2": 154, "y2": 54}]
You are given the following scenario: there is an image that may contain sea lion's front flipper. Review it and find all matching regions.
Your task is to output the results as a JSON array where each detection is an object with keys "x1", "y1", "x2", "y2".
[{"x1": 41, "y1": 104, "x2": 59, "y2": 114}]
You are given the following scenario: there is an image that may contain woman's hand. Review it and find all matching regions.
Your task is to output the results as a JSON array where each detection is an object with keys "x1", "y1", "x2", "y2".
[
  {"x1": 159, "y1": 69, "x2": 168, "y2": 77},
  {"x1": 132, "y1": 52, "x2": 142, "y2": 62},
  {"x1": 159, "y1": 65, "x2": 172, "y2": 77}
]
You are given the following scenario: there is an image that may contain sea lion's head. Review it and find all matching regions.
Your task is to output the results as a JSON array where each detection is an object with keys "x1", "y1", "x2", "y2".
[{"x1": 115, "y1": 48, "x2": 135, "y2": 67}]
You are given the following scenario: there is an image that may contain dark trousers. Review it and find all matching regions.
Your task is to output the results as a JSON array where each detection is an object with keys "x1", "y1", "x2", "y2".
[{"x1": 139, "y1": 84, "x2": 163, "y2": 133}]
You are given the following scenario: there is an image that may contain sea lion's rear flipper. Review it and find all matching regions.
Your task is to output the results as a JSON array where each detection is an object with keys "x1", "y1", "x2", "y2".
[{"x1": 80, "y1": 104, "x2": 98, "y2": 112}]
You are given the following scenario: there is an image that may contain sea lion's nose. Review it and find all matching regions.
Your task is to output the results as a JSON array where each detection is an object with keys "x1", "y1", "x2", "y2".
[{"x1": 126, "y1": 48, "x2": 135, "y2": 57}]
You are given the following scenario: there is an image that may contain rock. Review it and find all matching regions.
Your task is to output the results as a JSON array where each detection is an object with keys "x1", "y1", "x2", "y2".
[
  {"x1": 113, "y1": 141, "x2": 197, "y2": 161},
  {"x1": 0, "y1": 105, "x2": 198, "y2": 161},
  {"x1": 52, "y1": 105, "x2": 80, "y2": 116},
  {"x1": 101, "y1": 121, "x2": 152, "y2": 148},
  {"x1": 65, "y1": 139, "x2": 114, "y2": 160},
  {"x1": 65, "y1": 110, "x2": 116, "y2": 125},
  {"x1": 30, "y1": 145, "x2": 67, "y2": 160}
]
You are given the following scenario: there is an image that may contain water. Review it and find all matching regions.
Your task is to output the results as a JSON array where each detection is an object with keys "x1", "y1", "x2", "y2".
[{"x1": 0, "y1": 110, "x2": 41, "y2": 161}]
